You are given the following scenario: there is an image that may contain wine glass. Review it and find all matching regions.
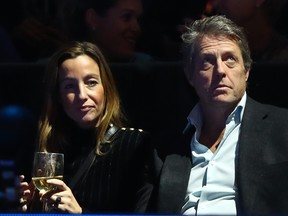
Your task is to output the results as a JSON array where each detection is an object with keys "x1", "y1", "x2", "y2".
[{"x1": 32, "y1": 152, "x2": 64, "y2": 212}]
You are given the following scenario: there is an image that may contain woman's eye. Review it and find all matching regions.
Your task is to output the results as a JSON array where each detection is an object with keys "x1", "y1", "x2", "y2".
[
  {"x1": 87, "y1": 80, "x2": 97, "y2": 87},
  {"x1": 64, "y1": 83, "x2": 74, "y2": 90}
]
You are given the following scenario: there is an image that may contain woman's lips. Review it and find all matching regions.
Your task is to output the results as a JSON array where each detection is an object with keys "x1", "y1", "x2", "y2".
[{"x1": 80, "y1": 106, "x2": 93, "y2": 112}]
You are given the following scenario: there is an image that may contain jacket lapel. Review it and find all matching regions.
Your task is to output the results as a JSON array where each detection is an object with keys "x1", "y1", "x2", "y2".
[
  {"x1": 236, "y1": 97, "x2": 268, "y2": 213},
  {"x1": 157, "y1": 154, "x2": 191, "y2": 213},
  {"x1": 157, "y1": 125, "x2": 195, "y2": 213}
]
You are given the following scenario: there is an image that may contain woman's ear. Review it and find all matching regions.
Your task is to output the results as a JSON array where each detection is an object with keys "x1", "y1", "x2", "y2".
[{"x1": 85, "y1": 8, "x2": 99, "y2": 30}]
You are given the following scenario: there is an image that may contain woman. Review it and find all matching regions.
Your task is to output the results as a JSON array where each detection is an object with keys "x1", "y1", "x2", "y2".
[
  {"x1": 58, "y1": 0, "x2": 153, "y2": 63},
  {"x1": 19, "y1": 41, "x2": 155, "y2": 214}
]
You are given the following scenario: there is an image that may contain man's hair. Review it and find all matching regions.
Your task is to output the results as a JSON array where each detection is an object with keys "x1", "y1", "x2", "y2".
[{"x1": 181, "y1": 15, "x2": 252, "y2": 73}]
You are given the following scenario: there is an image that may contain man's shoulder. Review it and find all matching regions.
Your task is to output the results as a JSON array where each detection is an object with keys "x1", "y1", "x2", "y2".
[{"x1": 246, "y1": 96, "x2": 288, "y2": 120}]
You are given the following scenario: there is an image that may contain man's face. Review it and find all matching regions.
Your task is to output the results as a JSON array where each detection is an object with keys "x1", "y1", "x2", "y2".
[{"x1": 188, "y1": 35, "x2": 249, "y2": 109}]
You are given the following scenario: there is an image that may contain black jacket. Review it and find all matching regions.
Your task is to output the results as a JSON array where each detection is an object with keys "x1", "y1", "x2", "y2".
[{"x1": 151, "y1": 97, "x2": 288, "y2": 215}]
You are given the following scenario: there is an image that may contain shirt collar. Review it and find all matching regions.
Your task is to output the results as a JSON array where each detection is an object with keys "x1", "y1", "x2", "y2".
[{"x1": 184, "y1": 92, "x2": 247, "y2": 133}]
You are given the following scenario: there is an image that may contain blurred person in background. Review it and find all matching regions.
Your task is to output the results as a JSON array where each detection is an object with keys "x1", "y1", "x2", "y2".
[
  {"x1": 211, "y1": 0, "x2": 288, "y2": 63},
  {"x1": 57, "y1": 0, "x2": 153, "y2": 63},
  {"x1": 2, "y1": 0, "x2": 68, "y2": 62}
]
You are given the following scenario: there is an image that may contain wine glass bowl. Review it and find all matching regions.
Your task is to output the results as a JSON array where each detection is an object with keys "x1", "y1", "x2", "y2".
[{"x1": 32, "y1": 152, "x2": 64, "y2": 192}]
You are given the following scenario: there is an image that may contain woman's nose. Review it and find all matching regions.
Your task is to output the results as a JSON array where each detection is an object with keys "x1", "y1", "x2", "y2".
[{"x1": 78, "y1": 85, "x2": 88, "y2": 100}]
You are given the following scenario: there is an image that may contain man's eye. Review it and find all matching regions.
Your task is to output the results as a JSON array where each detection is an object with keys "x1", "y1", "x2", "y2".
[
  {"x1": 225, "y1": 56, "x2": 237, "y2": 68},
  {"x1": 201, "y1": 58, "x2": 213, "y2": 70},
  {"x1": 203, "y1": 55, "x2": 214, "y2": 64},
  {"x1": 227, "y1": 56, "x2": 236, "y2": 62}
]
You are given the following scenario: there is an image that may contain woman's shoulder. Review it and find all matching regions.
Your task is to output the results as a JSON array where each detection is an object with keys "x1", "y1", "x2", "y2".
[
  {"x1": 117, "y1": 127, "x2": 150, "y2": 139},
  {"x1": 118, "y1": 126, "x2": 149, "y2": 133},
  {"x1": 114, "y1": 127, "x2": 151, "y2": 150}
]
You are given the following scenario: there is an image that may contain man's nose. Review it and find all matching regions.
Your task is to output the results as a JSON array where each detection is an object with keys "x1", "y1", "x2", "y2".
[{"x1": 215, "y1": 60, "x2": 226, "y2": 77}]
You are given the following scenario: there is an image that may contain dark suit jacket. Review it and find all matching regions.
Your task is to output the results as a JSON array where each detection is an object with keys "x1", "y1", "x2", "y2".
[{"x1": 152, "y1": 97, "x2": 288, "y2": 215}]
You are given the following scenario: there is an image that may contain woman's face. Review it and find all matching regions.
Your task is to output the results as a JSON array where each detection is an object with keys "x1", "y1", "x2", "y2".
[
  {"x1": 58, "y1": 55, "x2": 105, "y2": 128},
  {"x1": 91, "y1": 0, "x2": 143, "y2": 60}
]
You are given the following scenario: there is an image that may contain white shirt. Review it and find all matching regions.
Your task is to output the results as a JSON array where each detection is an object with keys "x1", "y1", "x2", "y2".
[{"x1": 182, "y1": 93, "x2": 247, "y2": 215}]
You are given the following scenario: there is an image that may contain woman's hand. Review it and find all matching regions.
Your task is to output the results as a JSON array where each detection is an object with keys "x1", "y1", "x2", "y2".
[
  {"x1": 39, "y1": 179, "x2": 82, "y2": 214},
  {"x1": 18, "y1": 175, "x2": 35, "y2": 212}
]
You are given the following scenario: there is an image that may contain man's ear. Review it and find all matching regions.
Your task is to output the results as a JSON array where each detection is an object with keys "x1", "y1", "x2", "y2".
[
  {"x1": 85, "y1": 8, "x2": 99, "y2": 30},
  {"x1": 245, "y1": 69, "x2": 250, "y2": 81},
  {"x1": 184, "y1": 65, "x2": 194, "y2": 87}
]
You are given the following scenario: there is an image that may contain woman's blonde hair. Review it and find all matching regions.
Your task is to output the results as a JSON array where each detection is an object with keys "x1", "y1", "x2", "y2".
[{"x1": 37, "y1": 41, "x2": 124, "y2": 155}]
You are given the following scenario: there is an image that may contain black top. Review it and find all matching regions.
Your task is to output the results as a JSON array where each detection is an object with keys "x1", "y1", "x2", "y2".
[{"x1": 63, "y1": 126, "x2": 155, "y2": 214}]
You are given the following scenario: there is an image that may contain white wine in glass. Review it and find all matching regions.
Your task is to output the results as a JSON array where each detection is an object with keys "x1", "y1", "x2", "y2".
[
  {"x1": 32, "y1": 175, "x2": 63, "y2": 192},
  {"x1": 31, "y1": 152, "x2": 64, "y2": 211}
]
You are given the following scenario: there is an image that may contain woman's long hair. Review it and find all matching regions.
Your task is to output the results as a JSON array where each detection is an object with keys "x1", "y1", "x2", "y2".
[{"x1": 37, "y1": 41, "x2": 125, "y2": 155}]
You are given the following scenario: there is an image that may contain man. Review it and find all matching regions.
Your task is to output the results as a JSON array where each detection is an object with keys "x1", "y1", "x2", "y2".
[{"x1": 151, "y1": 15, "x2": 288, "y2": 215}]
